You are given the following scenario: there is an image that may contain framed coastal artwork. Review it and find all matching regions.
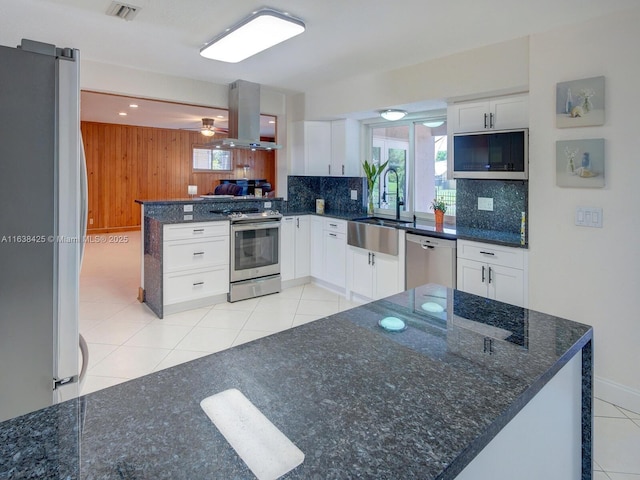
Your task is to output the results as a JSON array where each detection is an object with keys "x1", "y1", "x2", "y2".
[
  {"x1": 556, "y1": 76, "x2": 605, "y2": 128},
  {"x1": 556, "y1": 138, "x2": 605, "y2": 188}
]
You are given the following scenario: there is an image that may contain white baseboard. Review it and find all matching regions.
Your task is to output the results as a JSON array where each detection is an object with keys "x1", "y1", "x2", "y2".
[{"x1": 595, "y1": 376, "x2": 640, "y2": 414}]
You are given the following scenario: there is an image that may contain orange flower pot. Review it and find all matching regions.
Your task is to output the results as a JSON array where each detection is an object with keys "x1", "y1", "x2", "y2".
[{"x1": 434, "y1": 209, "x2": 444, "y2": 228}]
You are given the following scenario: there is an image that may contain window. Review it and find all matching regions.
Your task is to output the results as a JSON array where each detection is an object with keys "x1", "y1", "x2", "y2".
[
  {"x1": 192, "y1": 146, "x2": 232, "y2": 171},
  {"x1": 367, "y1": 116, "x2": 455, "y2": 218}
]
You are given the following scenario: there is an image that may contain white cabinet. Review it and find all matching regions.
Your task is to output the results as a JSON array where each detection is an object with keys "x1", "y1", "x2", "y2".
[
  {"x1": 348, "y1": 246, "x2": 403, "y2": 301},
  {"x1": 456, "y1": 239, "x2": 527, "y2": 307},
  {"x1": 291, "y1": 120, "x2": 360, "y2": 176},
  {"x1": 448, "y1": 94, "x2": 529, "y2": 133},
  {"x1": 308, "y1": 217, "x2": 348, "y2": 291},
  {"x1": 281, "y1": 215, "x2": 311, "y2": 282},
  {"x1": 162, "y1": 221, "x2": 230, "y2": 312}
]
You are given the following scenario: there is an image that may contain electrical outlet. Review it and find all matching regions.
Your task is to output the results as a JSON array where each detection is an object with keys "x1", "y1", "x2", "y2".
[
  {"x1": 575, "y1": 207, "x2": 603, "y2": 228},
  {"x1": 183, "y1": 204, "x2": 193, "y2": 213},
  {"x1": 89, "y1": 218, "x2": 93, "y2": 225},
  {"x1": 350, "y1": 189, "x2": 358, "y2": 200},
  {"x1": 478, "y1": 197, "x2": 494, "y2": 211},
  {"x1": 264, "y1": 201, "x2": 272, "y2": 208}
]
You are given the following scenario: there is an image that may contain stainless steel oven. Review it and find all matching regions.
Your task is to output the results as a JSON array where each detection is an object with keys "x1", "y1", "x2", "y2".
[{"x1": 228, "y1": 211, "x2": 282, "y2": 302}]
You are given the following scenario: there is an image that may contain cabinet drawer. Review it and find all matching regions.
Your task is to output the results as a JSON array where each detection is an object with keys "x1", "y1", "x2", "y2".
[
  {"x1": 163, "y1": 221, "x2": 229, "y2": 241},
  {"x1": 457, "y1": 240, "x2": 524, "y2": 269},
  {"x1": 163, "y1": 265, "x2": 229, "y2": 305},
  {"x1": 164, "y1": 237, "x2": 229, "y2": 273},
  {"x1": 323, "y1": 218, "x2": 347, "y2": 234}
]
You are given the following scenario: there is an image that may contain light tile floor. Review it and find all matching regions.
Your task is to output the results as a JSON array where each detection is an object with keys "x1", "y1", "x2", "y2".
[{"x1": 79, "y1": 231, "x2": 640, "y2": 478}]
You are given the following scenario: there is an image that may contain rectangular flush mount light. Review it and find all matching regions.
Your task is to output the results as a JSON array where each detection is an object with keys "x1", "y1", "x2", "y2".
[{"x1": 200, "y1": 8, "x2": 305, "y2": 63}]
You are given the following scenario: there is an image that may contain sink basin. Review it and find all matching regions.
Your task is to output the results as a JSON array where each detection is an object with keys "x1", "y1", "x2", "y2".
[
  {"x1": 351, "y1": 216, "x2": 413, "y2": 228},
  {"x1": 347, "y1": 219, "x2": 401, "y2": 255}
]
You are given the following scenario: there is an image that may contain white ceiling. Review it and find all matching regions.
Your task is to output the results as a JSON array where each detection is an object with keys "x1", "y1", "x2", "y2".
[{"x1": 2, "y1": 0, "x2": 637, "y2": 128}]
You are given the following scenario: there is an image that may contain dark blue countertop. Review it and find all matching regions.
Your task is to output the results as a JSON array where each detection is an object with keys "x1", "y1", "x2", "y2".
[{"x1": 0, "y1": 285, "x2": 592, "y2": 479}]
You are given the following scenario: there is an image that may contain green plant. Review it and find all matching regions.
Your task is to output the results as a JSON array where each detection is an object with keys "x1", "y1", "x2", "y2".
[
  {"x1": 362, "y1": 159, "x2": 389, "y2": 213},
  {"x1": 430, "y1": 197, "x2": 447, "y2": 213}
]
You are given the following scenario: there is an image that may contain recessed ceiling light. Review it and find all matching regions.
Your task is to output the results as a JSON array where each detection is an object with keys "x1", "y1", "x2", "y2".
[
  {"x1": 129, "y1": 104, "x2": 138, "y2": 108},
  {"x1": 217, "y1": 115, "x2": 224, "y2": 118},
  {"x1": 268, "y1": 120, "x2": 275, "y2": 124},
  {"x1": 118, "y1": 112, "x2": 127, "y2": 116},
  {"x1": 200, "y1": 8, "x2": 305, "y2": 63},
  {"x1": 380, "y1": 109, "x2": 407, "y2": 121}
]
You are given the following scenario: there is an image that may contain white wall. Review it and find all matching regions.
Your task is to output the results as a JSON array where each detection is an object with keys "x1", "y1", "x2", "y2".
[{"x1": 528, "y1": 8, "x2": 640, "y2": 412}]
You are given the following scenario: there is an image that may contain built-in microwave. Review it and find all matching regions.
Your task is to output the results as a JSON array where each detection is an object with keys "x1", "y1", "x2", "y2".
[{"x1": 452, "y1": 129, "x2": 528, "y2": 180}]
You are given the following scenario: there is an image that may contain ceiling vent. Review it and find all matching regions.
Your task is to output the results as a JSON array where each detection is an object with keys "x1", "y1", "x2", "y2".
[{"x1": 106, "y1": 2, "x2": 140, "y2": 21}]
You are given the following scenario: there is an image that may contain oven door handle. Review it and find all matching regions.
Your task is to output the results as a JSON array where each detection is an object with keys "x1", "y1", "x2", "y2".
[{"x1": 232, "y1": 221, "x2": 281, "y2": 232}]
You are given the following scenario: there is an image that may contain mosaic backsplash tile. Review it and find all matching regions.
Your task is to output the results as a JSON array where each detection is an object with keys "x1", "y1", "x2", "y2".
[
  {"x1": 456, "y1": 179, "x2": 528, "y2": 242},
  {"x1": 287, "y1": 175, "x2": 367, "y2": 215}
]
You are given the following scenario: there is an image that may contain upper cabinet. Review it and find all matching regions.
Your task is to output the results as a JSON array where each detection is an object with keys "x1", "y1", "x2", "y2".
[
  {"x1": 448, "y1": 93, "x2": 529, "y2": 133},
  {"x1": 291, "y1": 119, "x2": 360, "y2": 176}
]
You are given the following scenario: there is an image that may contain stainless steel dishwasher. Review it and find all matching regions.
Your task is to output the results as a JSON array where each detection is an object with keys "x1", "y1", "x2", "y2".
[{"x1": 405, "y1": 233, "x2": 457, "y2": 289}]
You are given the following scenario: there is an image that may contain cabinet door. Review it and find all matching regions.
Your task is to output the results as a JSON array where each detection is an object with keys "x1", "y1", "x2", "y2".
[
  {"x1": 457, "y1": 258, "x2": 488, "y2": 298},
  {"x1": 304, "y1": 122, "x2": 332, "y2": 176},
  {"x1": 310, "y1": 216, "x2": 323, "y2": 278},
  {"x1": 487, "y1": 264, "x2": 525, "y2": 307},
  {"x1": 349, "y1": 247, "x2": 373, "y2": 298},
  {"x1": 372, "y1": 252, "x2": 402, "y2": 299},
  {"x1": 449, "y1": 101, "x2": 491, "y2": 133},
  {"x1": 324, "y1": 231, "x2": 346, "y2": 288},
  {"x1": 294, "y1": 216, "x2": 310, "y2": 278},
  {"x1": 331, "y1": 119, "x2": 360, "y2": 176},
  {"x1": 491, "y1": 95, "x2": 529, "y2": 130},
  {"x1": 280, "y1": 216, "x2": 295, "y2": 281}
]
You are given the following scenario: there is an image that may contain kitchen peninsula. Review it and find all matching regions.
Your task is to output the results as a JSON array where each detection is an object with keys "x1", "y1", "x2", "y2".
[{"x1": 0, "y1": 284, "x2": 592, "y2": 479}]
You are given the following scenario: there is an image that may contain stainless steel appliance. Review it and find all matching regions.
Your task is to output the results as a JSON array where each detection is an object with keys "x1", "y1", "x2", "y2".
[
  {"x1": 452, "y1": 128, "x2": 528, "y2": 180},
  {"x1": 0, "y1": 39, "x2": 87, "y2": 421},
  {"x1": 405, "y1": 234, "x2": 457, "y2": 289},
  {"x1": 229, "y1": 210, "x2": 282, "y2": 302}
]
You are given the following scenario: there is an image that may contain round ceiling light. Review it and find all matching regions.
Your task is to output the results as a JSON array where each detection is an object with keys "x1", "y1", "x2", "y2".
[
  {"x1": 423, "y1": 120, "x2": 445, "y2": 128},
  {"x1": 380, "y1": 109, "x2": 407, "y2": 121}
]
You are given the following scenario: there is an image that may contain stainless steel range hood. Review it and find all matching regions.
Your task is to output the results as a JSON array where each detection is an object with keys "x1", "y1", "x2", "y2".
[{"x1": 207, "y1": 79, "x2": 281, "y2": 151}]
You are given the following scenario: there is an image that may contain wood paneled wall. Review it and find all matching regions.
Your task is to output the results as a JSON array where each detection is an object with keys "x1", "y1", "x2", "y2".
[{"x1": 81, "y1": 121, "x2": 277, "y2": 233}]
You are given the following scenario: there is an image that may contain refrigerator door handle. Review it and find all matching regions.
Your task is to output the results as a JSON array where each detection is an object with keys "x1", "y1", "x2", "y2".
[{"x1": 79, "y1": 136, "x2": 88, "y2": 265}]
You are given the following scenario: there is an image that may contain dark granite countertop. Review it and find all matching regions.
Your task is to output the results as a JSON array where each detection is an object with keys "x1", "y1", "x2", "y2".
[{"x1": 0, "y1": 285, "x2": 591, "y2": 479}]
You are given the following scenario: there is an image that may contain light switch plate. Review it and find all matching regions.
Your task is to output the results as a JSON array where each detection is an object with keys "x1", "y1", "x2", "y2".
[
  {"x1": 350, "y1": 189, "x2": 358, "y2": 200},
  {"x1": 264, "y1": 201, "x2": 272, "y2": 208},
  {"x1": 183, "y1": 204, "x2": 194, "y2": 213},
  {"x1": 478, "y1": 197, "x2": 494, "y2": 211},
  {"x1": 575, "y1": 206, "x2": 603, "y2": 228}
]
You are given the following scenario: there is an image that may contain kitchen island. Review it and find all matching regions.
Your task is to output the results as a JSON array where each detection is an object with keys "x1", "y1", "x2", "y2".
[{"x1": 0, "y1": 284, "x2": 592, "y2": 479}]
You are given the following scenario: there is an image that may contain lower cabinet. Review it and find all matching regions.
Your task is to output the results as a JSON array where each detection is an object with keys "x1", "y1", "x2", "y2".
[
  {"x1": 456, "y1": 239, "x2": 527, "y2": 307},
  {"x1": 348, "y1": 246, "x2": 403, "y2": 301},
  {"x1": 160, "y1": 221, "x2": 230, "y2": 316},
  {"x1": 281, "y1": 215, "x2": 310, "y2": 282},
  {"x1": 308, "y1": 217, "x2": 347, "y2": 292}
]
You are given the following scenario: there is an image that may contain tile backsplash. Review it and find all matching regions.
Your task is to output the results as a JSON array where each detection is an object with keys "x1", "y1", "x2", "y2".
[
  {"x1": 456, "y1": 179, "x2": 528, "y2": 239},
  {"x1": 287, "y1": 175, "x2": 367, "y2": 215}
]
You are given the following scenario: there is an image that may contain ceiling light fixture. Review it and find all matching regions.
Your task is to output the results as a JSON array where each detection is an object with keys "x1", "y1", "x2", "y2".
[
  {"x1": 129, "y1": 103, "x2": 139, "y2": 108},
  {"x1": 200, "y1": 8, "x2": 305, "y2": 63},
  {"x1": 380, "y1": 109, "x2": 407, "y2": 121},
  {"x1": 200, "y1": 118, "x2": 216, "y2": 137},
  {"x1": 423, "y1": 120, "x2": 445, "y2": 128},
  {"x1": 118, "y1": 112, "x2": 127, "y2": 116}
]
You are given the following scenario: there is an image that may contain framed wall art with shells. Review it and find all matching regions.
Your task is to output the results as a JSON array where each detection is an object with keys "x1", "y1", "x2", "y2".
[
  {"x1": 556, "y1": 138, "x2": 605, "y2": 188},
  {"x1": 556, "y1": 76, "x2": 605, "y2": 128}
]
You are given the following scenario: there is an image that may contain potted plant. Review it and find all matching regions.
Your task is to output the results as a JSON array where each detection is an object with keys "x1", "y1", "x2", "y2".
[
  {"x1": 430, "y1": 197, "x2": 447, "y2": 227},
  {"x1": 362, "y1": 159, "x2": 389, "y2": 215}
]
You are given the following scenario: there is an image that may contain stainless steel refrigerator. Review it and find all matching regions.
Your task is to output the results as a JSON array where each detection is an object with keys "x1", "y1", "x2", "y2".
[{"x1": 0, "y1": 39, "x2": 87, "y2": 422}]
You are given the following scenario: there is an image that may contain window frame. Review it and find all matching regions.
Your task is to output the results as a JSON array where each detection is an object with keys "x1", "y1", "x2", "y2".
[
  {"x1": 363, "y1": 110, "x2": 452, "y2": 222},
  {"x1": 192, "y1": 144, "x2": 233, "y2": 173}
]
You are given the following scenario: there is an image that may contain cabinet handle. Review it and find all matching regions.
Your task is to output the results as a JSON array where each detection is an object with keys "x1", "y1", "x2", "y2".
[
  {"x1": 342, "y1": 165, "x2": 345, "y2": 175},
  {"x1": 329, "y1": 223, "x2": 337, "y2": 228},
  {"x1": 296, "y1": 218, "x2": 300, "y2": 228},
  {"x1": 481, "y1": 265, "x2": 486, "y2": 283},
  {"x1": 479, "y1": 251, "x2": 495, "y2": 256},
  {"x1": 193, "y1": 229, "x2": 205, "y2": 233},
  {"x1": 490, "y1": 112, "x2": 495, "y2": 128},
  {"x1": 193, "y1": 252, "x2": 205, "y2": 256},
  {"x1": 484, "y1": 113, "x2": 488, "y2": 129},
  {"x1": 488, "y1": 267, "x2": 493, "y2": 284},
  {"x1": 328, "y1": 164, "x2": 331, "y2": 175},
  {"x1": 193, "y1": 281, "x2": 204, "y2": 286},
  {"x1": 371, "y1": 253, "x2": 375, "y2": 266},
  {"x1": 329, "y1": 233, "x2": 337, "y2": 237},
  {"x1": 484, "y1": 337, "x2": 494, "y2": 355},
  {"x1": 368, "y1": 252, "x2": 371, "y2": 265}
]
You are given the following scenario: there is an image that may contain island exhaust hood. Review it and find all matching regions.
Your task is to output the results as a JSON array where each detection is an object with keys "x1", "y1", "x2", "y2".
[{"x1": 207, "y1": 79, "x2": 281, "y2": 151}]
